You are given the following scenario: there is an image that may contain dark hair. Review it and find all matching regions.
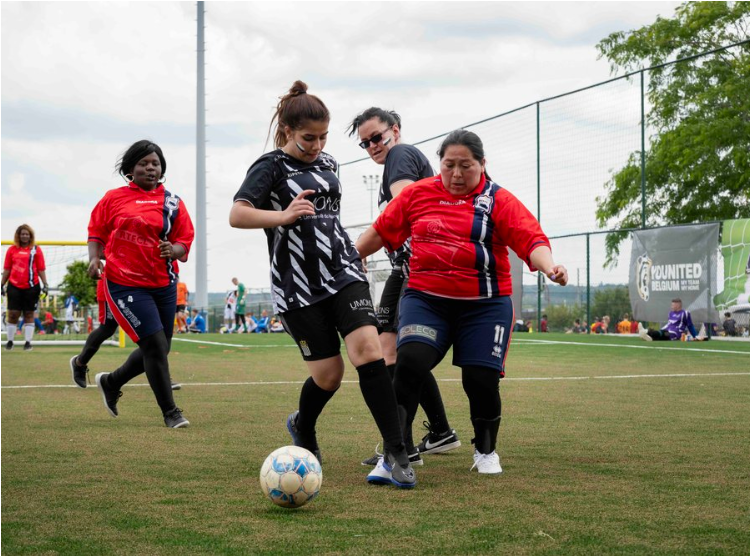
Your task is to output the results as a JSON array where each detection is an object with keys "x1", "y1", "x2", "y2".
[
  {"x1": 438, "y1": 129, "x2": 491, "y2": 180},
  {"x1": 117, "y1": 140, "x2": 166, "y2": 180},
  {"x1": 269, "y1": 80, "x2": 330, "y2": 149},
  {"x1": 671, "y1": 298, "x2": 682, "y2": 303},
  {"x1": 14, "y1": 224, "x2": 35, "y2": 247},
  {"x1": 437, "y1": 129, "x2": 485, "y2": 161},
  {"x1": 347, "y1": 107, "x2": 401, "y2": 137},
  {"x1": 724, "y1": 312, "x2": 732, "y2": 317}
]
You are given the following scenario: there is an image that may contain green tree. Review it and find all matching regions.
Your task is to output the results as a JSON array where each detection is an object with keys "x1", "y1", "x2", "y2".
[
  {"x1": 543, "y1": 303, "x2": 584, "y2": 332},
  {"x1": 591, "y1": 286, "x2": 632, "y2": 324},
  {"x1": 59, "y1": 260, "x2": 96, "y2": 306},
  {"x1": 595, "y1": 2, "x2": 750, "y2": 265}
]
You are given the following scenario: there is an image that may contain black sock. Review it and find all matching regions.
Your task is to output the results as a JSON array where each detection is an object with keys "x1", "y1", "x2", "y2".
[
  {"x1": 357, "y1": 359, "x2": 404, "y2": 455},
  {"x1": 297, "y1": 376, "x2": 337, "y2": 434},
  {"x1": 419, "y1": 372, "x2": 450, "y2": 434}
]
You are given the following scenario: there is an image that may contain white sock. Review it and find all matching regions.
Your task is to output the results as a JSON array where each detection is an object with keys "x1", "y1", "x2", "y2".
[
  {"x1": 6, "y1": 324, "x2": 17, "y2": 341},
  {"x1": 24, "y1": 324, "x2": 34, "y2": 342}
]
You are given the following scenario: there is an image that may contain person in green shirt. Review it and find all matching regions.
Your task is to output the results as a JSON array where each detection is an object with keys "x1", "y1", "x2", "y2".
[{"x1": 232, "y1": 277, "x2": 248, "y2": 332}]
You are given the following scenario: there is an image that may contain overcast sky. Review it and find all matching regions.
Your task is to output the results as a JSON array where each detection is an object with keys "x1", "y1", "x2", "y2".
[{"x1": 1, "y1": 1, "x2": 682, "y2": 294}]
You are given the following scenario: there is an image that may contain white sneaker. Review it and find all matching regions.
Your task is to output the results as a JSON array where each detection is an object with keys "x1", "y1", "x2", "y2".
[
  {"x1": 696, "y1": 324, "x2": 707, "y2": 341},
  {"x1": 471, "y1": 450, "x2": 502, "y2": 474},
  {"x1": 366, "y1": 456, "x2": 392, "y2": 485},
  {"x1": 638, "y1": 322, "x2": 652, "y2": 342}
]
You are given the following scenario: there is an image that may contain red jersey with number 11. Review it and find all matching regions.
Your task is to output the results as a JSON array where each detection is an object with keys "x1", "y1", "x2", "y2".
[
  {"x1": 88, "y1": 183, "x2": 194, "y2": 288},
  {"x1": 374, "y1": 174, "x2": 549, "y2": 299}
]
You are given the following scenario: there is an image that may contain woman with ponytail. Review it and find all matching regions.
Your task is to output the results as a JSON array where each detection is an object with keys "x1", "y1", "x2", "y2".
[{"x1": 230, "y1": 81, "x2": 416, "y2": 488}]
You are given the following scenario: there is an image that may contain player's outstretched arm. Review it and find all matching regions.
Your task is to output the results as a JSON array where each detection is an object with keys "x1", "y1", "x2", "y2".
[
  {"x1": 530, "y1": 246, "x2": 568, "y2": 286},
  {"x1": 355, "y1": 226, "x2": 384, "y2": 260}
]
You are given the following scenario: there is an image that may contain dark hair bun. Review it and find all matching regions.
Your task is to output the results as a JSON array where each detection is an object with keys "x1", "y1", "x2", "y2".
[{"x1": 289, "y1": 80, "x2": 308, "y2": 96}]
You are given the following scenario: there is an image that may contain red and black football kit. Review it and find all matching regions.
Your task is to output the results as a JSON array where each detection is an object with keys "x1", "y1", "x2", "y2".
[
  {"x1": 4, "y1": 245, "x2": 46, "y2": 312},
  {"x1": 88, "y1": 183, "x2": 194, "y2": 342}
]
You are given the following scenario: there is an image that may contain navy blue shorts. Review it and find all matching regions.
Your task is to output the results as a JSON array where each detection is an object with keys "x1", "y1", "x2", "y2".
[
  {"x1": 104, "y1": 279, "x2": 176, "y2": 343},
  {"x1": 397, "y1": 288, "x2": 515, "y2": 377}
]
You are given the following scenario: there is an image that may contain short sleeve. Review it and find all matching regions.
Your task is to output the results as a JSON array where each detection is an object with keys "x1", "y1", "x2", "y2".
[
  {"x1": 4, "y1": 246, "x2": 13, "y2": 270},
  {"x1": 494, "y1": 189, "x2": 550, "y2": 271},
  {"x1": 233, "y1": 155, "x2": 277, "y2": 209},
  {"x1": 384, "y1": 145, "x2": 426, "y2": 187},
  {"x1": 88, "y1": 194, "x2": 110, "y2": 246},
  {"x1": 35, "y1": 246, "x2": 46, "y2": 271},
  {"x1": 373, "y1": 187, "x2": 412, "y2": 251}
]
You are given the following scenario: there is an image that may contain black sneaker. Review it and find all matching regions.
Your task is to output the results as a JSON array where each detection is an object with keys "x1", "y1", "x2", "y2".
[
  {"x1": 5, "y1": 341, "x2": 13, "y2": 351},
  {"x1": 417, "y1": 422, "x2": 462, "y2": 455},
  {"x1": 164, "y1": 407, "x2": 189, "y2": 428},
  {"x1": 70, "y1": 356, "x2": 89, "y2": 388},
  {"x1": 95, "y1": 372, "x2": 122, "y2": 417},
  {"x1": 170, "y1": 381, "x2": 182, "y2": 391},
  {"x1": 384, "y1": 450, "x2": 416, "y2": 489},
  {"x1": 286, "y1": 410, "x2": 323, "y2": 464},
  {"x1": 23, "y1": 341, "x2": 32, "y2": 351}
]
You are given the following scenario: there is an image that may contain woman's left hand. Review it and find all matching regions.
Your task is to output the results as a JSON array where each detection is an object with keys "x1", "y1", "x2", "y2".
[{"x1": 546, "y1": 265, "x2": 568, "y2": 286}]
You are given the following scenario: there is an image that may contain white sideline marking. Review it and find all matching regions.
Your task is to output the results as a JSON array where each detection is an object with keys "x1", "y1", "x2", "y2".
[
  {"x1": 172, "y1": 338, "x2": 294, "y2": 348},
  {"x1": 2, "y1": 372, "x2": 748, "y2": 389},
  {"x1": 513, "y1": 338, "x2": 750, "y2": 356}
]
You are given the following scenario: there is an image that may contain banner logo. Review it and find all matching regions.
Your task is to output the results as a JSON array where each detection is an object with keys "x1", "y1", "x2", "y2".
[{"x1": 636, "y1": 253, "x2": 652, "y2": 301}]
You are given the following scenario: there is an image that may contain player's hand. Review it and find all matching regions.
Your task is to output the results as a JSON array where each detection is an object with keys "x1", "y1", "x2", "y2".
[
  {"x1": 1, "y1": 284, "x2": 6, "y2": 296},
  {"x1": 159, "y1": 240, "x2": 175, "y2": 259},
  {"x1": 547, "y1": 265, "x2": 568, "y2": 286},
  {"x1": 280, "y1": 190, "x2": 316, "y2": 225},
  {"x1": 40, "y1": 284, "x2": 49, "y2": 300},
  {"x1": 361, "y1": 256, "x2": 368, "y2": 274},
  {"x1": 88, "y1": 257, "x2": 104, "y2": 279}
]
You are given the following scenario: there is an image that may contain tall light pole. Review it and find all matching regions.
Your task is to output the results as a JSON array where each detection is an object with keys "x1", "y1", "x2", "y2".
[
  {"x1": 195, "y1": 1, "x2": 207, "y2": 309},
  {"x1": 362, "y1": 174, "x2": 379, "y2": 220}
]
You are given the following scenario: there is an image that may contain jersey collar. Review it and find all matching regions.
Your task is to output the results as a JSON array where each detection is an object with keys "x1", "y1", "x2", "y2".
[{"x1": 128, "y1": 182, "x2": 165, "y2": 195}]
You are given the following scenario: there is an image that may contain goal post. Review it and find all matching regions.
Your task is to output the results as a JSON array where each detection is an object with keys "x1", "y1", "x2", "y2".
[{"x1": 1, "y1": 240, "x2": 124, "y2": 347}]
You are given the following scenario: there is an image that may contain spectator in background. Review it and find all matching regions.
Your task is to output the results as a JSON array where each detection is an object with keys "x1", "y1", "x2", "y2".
[
  {"x1": 187, "y1": 308, "x2": 206, "y2": 333},
  {"x1": 617, "y1": 313, "x2": 632, "y2": 334},
  {"x1": 63, "y1": 292, "x2": 79, "y2": 334},
  {"x1": 254, "y1": 309, "x2": 270, "y2": 333},
  {"x1": 223, "y1": 288, "x2": 236, "y2": 333},
  {"x1": 232, "y1": 277, "x2": 248, "y2": 332},
  {"x1": 245, "y1": 310, "x2": 258, "y2": 333},
  {"x1": 566, "y1": 318, "x2": 585, "y2": 334},
  {"x1": 722, "y1": 312, "x2": 737, "y2": 336},
  {"x1": 175, "y1": 280, "x2": 189, "y2": 333},
  {"x1": 638, "y1": 298, "x2": 707, "y2": 341},
  {"x1": 270, "y1": 316, "x2": 285, "y2": 333},
  {"x1": 513, "y1": 319, "x2": 528, "y2": 332},
  {"x1": 43, "y1": 310, "x2": 56, "y2": 334},
  {"x1": 630, "y1": 319, "x2": 639, "y2": 334},
  {"x1": 540, "y1": 314, "x2": 549, "y2": 332}
]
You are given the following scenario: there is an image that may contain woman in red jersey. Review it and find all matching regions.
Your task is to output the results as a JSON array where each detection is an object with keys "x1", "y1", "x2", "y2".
[
  {"x1": 356, "y1": 130, "x2": 568, "y2": 475},
  {"x1": 87, "y1": 140, "x2": 194, "y2": 428},
  {"x1": 2, "y1": 224, "x2": 49, "y2": 351}
]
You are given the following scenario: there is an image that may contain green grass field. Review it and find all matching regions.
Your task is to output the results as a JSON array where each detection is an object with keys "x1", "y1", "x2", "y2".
[{"x1": 2, "y1": 332, "x2": 749, "y2": 555}]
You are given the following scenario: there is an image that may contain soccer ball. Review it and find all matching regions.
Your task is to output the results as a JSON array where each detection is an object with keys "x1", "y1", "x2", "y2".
[{"x1": 259, "y1": 445, "x2": 322, "y2": 508}]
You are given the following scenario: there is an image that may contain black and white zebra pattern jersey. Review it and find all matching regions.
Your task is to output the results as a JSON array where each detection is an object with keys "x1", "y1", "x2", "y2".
[{"x1": 234, "y1": 149, "x2": 367, "y2": 314}]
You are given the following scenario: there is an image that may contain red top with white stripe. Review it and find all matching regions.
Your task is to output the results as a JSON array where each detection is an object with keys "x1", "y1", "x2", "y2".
[
  {"x1": 88, "y1": 183, "x2": 194, "y2": 288},
  {"x1": 373, "y1": 174, "x2": 549, "y2": 299},
  {"x1": 4, "y1": 245, "x2": 46, "y2": 289}
]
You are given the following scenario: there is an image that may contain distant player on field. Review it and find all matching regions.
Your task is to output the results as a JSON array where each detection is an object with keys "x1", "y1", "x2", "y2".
[
  {"x1": 638, "y1": 298, "x2": 707, "y2": 341},
  {"x1": 348, "y1": 107, "x2": 459, "y2": 466},
  {"x1": 1, "y1": 224, "x2": 49, "y2": 351},
  {"x1": 356, "y1": 130, "x2": 568, "y2": 475}
]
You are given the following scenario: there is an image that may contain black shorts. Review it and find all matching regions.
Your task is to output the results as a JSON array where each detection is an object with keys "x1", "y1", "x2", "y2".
[
  {"x1": 377, "y1": 266, "x2": 407, "y2": 333},
  {"x1": 280, "y1": 281, "x2": 379, "y2": 361},
  {"x1": 7, "y1": 283, "x2": 41, "y2": 313},
  {"x1": 176, "y1": 304, "x2": 187, "y2": 313}
]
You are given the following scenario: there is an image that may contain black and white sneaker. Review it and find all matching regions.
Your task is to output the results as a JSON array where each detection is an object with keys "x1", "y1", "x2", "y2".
[
  {"x1": 417, "y1": 422, "x2": 461, "y2": 455},
  {"x1": 286, "y1": 410, "x2": 322, "y2": 464},
  {"x1": 95, "y1": 372, "x2": 122, "y2": 417},
  {"x1": 164, "y1": 407, "x2": 189, "y2": 428},
  {"x1": 23, "y1": 341, "x2": 32, "y2": 351},
  {"x1": 70, "y1": 356, "x2": 89, "y2": 388},
  {"x1": 5, "y1": 341, "x2": 13, "y2": 351}
]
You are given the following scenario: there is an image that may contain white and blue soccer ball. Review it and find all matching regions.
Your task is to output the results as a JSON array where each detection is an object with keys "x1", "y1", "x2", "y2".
[{"x1": 259, "y1": 445, "x2": 322, "y2": 508}]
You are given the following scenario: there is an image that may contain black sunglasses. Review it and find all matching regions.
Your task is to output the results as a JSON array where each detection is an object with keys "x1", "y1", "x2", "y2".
[{"x1": 358, "y1": 128, "x2": 391, "y2": 149}]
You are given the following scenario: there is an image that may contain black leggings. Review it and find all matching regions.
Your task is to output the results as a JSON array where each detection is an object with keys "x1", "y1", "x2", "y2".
[{"x1": 77, "y1": 319, "x2": 119, "y2": 366}]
